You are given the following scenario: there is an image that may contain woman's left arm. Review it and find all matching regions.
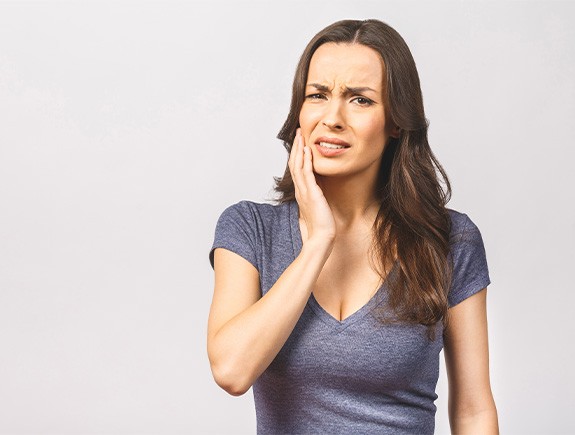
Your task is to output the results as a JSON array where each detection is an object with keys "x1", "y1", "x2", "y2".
[{"x1": 444, "y1": 287, "x2": 499, "y2": 434}]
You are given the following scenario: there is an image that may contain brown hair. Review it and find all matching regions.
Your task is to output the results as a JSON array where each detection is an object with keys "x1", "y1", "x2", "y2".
[{"x1": 274, "y1": 19, "x2": 453, "y2": 335}]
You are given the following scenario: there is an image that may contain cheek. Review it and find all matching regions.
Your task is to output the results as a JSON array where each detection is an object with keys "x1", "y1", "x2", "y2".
[
  {"x1": 359, "y1": 116, "x2": 387, "y2": 141},
  {"x1": 298, "y1": 106, "x2": 318, "y2": 142},
  {"x1": 298, "y1": 106, "x2": 311, "y2": 130}
]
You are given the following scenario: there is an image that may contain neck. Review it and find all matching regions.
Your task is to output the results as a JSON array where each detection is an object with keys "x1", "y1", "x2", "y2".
[{"x1": 315, "y1": 172, "x2": 381, "y2": 231}]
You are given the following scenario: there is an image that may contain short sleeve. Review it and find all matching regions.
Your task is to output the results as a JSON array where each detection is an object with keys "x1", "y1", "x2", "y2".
[
  {"x1": 209, "y1": 201, "x2": 259, "y2": 271},
  {"x1": 448, "y1": 214, "x2": 491, "y2": 307}
]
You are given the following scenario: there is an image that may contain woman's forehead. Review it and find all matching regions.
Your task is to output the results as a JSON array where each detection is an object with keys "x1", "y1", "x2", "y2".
[{"x1": 307, "y1": 43, "x2": 384, "y2": 90}]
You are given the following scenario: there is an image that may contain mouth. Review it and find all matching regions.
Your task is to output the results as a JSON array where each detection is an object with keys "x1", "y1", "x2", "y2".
[
  {"x1": 314, "y1": 136, "x2": 351, "y2": 150},
  {"x1": 313, "y1": 136, "x2": 351, "y2": 157}
]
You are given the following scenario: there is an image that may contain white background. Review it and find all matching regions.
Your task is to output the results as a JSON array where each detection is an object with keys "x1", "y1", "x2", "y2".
[{"x1": 1, "y1": 1, "x2": 574, "y2": 434}]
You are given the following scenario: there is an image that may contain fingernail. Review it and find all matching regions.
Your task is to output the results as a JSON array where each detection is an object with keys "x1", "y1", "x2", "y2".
[{"x1": 303, "y1": 146, "x2": 308, "y2": 154}]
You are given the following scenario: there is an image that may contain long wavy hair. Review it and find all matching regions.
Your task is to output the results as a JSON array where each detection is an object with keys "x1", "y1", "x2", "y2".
[{"x1": 274, "y1": 19, "x2": 454, "y2": 334}]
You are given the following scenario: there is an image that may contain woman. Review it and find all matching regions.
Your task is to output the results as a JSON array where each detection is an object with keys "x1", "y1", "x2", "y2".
[{"x1": 208, "y1": 19, "x2": 498, "y2": 434}]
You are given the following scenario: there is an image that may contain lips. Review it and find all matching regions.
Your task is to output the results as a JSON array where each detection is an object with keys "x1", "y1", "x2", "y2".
[
  {"x1": 314, "y1": 136, "x2": 351, "y2": 157},
  {"x1": 314, "y1": 136, "x2": 351, "y2": 149}
]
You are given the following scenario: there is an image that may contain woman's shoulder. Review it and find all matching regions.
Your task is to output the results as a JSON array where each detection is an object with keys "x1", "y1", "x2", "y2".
[
  {"x1": 446, "y1": 207, "x2": 485, "y2": 244},
  {"x1": 445, "y1": 207, "x2": 491, "y2": 306},
  {"x1": 220, "y1": 199, "x2": 292, "y2": 218},
  {"x1": 210, "y1": 200, "x2": 295, "y2": 269},
  {"x1": 216, "y1": 199, "x2": 294, "y2": 231}
]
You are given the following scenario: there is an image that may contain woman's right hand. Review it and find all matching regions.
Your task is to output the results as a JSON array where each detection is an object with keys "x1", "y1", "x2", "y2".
[
  {"x1": 288, "y1": 128, "x2": 336, "y2": 244},
  {"x1": 208, "y1": 128, "x2": 337, "y2": 396}
]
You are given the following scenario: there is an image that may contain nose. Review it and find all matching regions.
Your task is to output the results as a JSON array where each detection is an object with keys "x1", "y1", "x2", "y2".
[{"x1": 321, "y1": 100, "x2": 345, "y2": 130}]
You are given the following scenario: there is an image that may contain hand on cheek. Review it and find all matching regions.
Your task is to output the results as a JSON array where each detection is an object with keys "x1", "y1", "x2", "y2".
[{"x1": 288, "y1": 128, "x2": 336, "y2": 243}]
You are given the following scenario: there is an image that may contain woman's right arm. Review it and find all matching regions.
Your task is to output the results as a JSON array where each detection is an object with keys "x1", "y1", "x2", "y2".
[{"x1": 207, "y1": 130, "x2": 335, "y2": 396}]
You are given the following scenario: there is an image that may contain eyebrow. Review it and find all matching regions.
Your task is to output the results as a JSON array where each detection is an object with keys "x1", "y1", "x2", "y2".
[{"x1": 306, "y1": 83, "x2": 378, "y2": 95}]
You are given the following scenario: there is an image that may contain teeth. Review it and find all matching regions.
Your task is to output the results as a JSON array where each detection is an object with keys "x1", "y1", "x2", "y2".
[{"x1": 319, "y1": 142, "x2": 346, "y2": 149}]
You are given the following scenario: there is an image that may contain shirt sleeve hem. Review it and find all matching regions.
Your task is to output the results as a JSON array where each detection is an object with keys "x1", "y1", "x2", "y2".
[
  {"x1": 448, "y1": 276, "x2": 491, "y2": 308},
  {"x1": 209, "y1": 243, "x2": 259, "y2": 272}
]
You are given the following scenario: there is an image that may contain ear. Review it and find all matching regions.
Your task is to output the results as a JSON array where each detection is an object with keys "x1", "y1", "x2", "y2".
[{"x1": 389, "y1": 124, "x2": 401, "y2": 139}]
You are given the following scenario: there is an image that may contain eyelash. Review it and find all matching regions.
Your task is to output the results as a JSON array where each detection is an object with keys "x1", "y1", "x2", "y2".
[
  {"x1": 352, "y1": 97, "x2": 374, "y2": 106},
  {"x1": 304, "y1": 94, "x2": 374, "y2": 106},
  {"x1": 305, "y1": 93, "x2": 326, "y2": 100}
]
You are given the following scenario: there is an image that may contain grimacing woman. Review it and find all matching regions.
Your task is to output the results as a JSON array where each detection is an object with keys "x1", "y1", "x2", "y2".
[{"x1": 208, "y1": 19, "x2": 498, "y2": 435}]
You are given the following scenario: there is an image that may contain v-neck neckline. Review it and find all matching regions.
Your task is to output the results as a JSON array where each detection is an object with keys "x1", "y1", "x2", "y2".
[{"x1": 288, "y1": 201, "x2": 399, "y2": 331}]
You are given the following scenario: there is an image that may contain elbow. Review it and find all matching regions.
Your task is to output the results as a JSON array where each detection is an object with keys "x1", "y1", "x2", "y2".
[
  {"x1": 221, "y1": 383, "x2": 250, "y2": 397},
  {"x1": 210, "y1": 360, "x2": 253, "y2": 397},
  {"x1": 448, "y1": 394, "x2": 499, "y2": 433}
]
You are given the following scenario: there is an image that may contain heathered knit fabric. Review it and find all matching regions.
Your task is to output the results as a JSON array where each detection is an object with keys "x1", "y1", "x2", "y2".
[{"x1": 209, "y1": 200, "x2": 491, "y2": 435}]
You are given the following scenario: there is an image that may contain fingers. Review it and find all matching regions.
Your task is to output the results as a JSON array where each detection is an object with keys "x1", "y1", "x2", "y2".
[
  {"x1": 301, "y1": 142, "x2": 315, "y2": 189},
  {"x1": 287, "y1": 130, "x2": 335, "y2": 241},
  {"x1": 297, "y1": 132, "x2": 320, "y2": 198},
  {"x1": 288, "y1": 129, "x2": 300, "y2": 171},
  {"x1": 290, "y1": 129, "x2": 319, "y2": 197},
  {"x1": 289, "y1": 129, "x2": 306, "y2": 197},
  {"x1": 293, "y1": 130, "x2": 304, "y2": 172}
]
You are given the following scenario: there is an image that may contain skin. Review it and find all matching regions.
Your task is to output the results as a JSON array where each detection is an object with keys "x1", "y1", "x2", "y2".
[
  {"x1": 207, "y1": 42, "x2": 498, "y2": 433},
  {"x1": 299, "y1": 43, "x2": 395, "y2": 181},
  {"x1": 296, "y1": 43, "x2": 400, "y2": 320}
]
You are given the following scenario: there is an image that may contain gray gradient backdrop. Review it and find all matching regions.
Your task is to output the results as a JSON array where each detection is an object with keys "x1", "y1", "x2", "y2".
[{"x1": 1, "y1": 1, "x2": 573, "y2": 434}]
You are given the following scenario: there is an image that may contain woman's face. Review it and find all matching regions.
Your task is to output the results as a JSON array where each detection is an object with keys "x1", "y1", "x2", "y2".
[{"x1": 299, "y1": 42, "x2": 398, "y2": 180}]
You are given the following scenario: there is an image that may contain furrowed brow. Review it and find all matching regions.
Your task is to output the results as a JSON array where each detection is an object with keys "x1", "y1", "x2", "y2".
[
  {"x1": 344, "y1": 86, "x2": 377, "y2": 95},
  {"x1": 306, "y1": 83, "x2": 330, "y2": 92},
  {"x1": 306, "y1": 83, "x2": 378, "y2": 96}
]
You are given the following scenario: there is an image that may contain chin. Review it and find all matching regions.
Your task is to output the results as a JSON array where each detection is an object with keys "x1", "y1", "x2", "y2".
[
  {"x1": 312, "y1": 163, "x2": 350, "y2": 178},
  {"x1": 312, "y1": 157, "x2": 380, "y2": 181}
]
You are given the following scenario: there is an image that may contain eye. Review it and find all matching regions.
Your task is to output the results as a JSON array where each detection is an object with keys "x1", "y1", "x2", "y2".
[
  {"x1": 305, "y1": 93, "x2": 327, "y2": 100},
  {"x1": 352, "y1": 96, "x2": 374, "y2": 106}
]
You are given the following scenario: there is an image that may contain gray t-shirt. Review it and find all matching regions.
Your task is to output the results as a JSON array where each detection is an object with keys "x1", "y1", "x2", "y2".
[{"x1": 209, "y1": 200, "x2": 491, "y2": 435}]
